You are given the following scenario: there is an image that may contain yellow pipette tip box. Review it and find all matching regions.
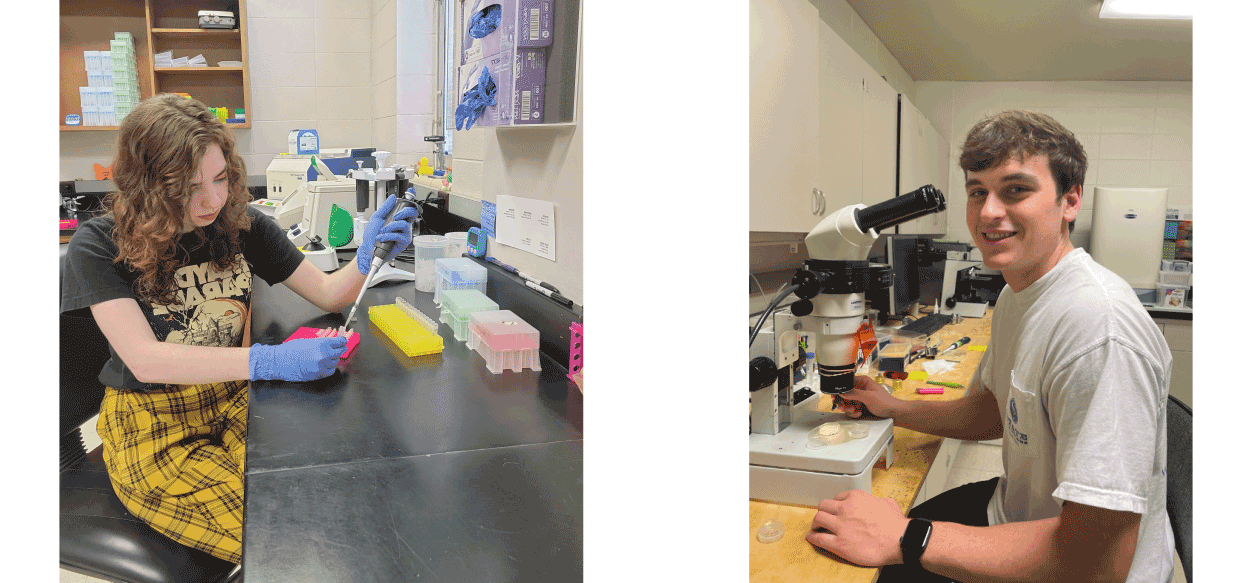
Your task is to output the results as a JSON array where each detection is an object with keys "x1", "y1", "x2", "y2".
[{"x1": 369, "y1": 300, "x2": 444, "y2": 357}]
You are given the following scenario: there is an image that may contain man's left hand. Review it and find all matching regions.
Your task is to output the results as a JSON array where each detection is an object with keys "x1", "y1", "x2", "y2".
[{"x1": 806, "y1": 489, "x2": 911, "y2": 567}]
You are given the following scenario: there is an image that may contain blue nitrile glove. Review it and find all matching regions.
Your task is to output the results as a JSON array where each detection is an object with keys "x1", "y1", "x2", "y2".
[
  {"x1": 455, "y1": 66, "x2": 498, "y2": 131},
  {"x1": 469, "y1": 4, "x2": 502, "y2": 38},
  {"x1": 249, "y1": 337, "x2": 348, "y2": 382},
  {"x1": 356, "y1": 194, "x2": 418, "y2": 275}
]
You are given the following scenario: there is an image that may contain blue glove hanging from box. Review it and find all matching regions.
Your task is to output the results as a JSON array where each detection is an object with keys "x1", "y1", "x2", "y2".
[
  {"x1": 455, "y1": 66, "x2": 498, "y2": 131},
  {"x1": 469, "y1": 4, "x2": 502, "y2": 38}
]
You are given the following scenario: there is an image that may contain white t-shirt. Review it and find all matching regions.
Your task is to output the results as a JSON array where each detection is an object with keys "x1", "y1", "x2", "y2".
[{"x1": 973, "y1": 248, "x2": 1174, "y2": 583}]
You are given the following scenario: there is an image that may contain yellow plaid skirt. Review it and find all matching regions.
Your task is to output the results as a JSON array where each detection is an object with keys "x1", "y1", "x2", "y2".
[{"x1": 97, "y1": 380, "x2": 249, "y2": 564}]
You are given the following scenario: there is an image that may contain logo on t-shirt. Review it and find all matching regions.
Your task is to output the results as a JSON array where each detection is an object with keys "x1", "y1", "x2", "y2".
[{"x1": 1008, "y1": 397, "x2": 1028, "y2": 446}]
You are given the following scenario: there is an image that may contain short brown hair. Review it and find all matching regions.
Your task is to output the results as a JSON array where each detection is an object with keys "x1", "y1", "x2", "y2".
[
  {"x1": 959, "y1": 110, "x2": 1087, "y2": 200},
  {"x1": 107, "y1": 94, "x2": 252, "y2": 305}
]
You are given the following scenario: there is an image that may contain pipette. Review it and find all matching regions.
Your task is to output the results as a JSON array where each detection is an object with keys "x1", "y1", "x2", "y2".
[
  {"x1": 340, "y1": 188, "x2": 418, "y2": 335},
  {"x1": 937, "y1": 336, "x2": 971, "y2": 356}
]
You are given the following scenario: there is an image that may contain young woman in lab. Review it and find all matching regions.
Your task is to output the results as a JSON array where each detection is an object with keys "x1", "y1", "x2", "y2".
[{"x1": 60, "y1": 94, "x2": 417, "y2": 564}]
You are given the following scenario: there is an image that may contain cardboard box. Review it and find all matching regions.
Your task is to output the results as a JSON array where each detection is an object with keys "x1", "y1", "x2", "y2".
[
  {"x1": 458, "y1": 47, "x2": 547, "y2": 127},
  {"x1": 461, "y1": 0, "x2": 555, "y2": 65}
]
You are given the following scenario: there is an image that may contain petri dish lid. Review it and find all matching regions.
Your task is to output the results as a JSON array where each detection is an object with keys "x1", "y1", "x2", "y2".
[
  {"x1": 847, "y1": 423, "x2": 869, "y2": 439},
  {"x1": 757, "y1": 520, "x2": 784, "y2": 543}
]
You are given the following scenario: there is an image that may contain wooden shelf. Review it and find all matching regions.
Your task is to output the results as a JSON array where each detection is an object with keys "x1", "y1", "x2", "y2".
[
  {"x1": 154, "y1": 67, "x2": 244, "y2": 72},
  {"x1": 60, "y1": 0, "x2": 251, "y2": 133},
  {"x1": 151, "y1": 28, "x2": 240, "y2": 36},
  {"x1": 61, "y1": 121, "x2": 252, "y2": 131}
]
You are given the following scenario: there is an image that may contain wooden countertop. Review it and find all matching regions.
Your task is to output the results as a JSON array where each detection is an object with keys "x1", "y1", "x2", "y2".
[{"x1": 750, "y1": 310, "x2": 994, "y2": 583}]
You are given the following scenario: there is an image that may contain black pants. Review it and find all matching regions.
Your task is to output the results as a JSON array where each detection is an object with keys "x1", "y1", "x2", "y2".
[{"x1": 876, "y1": 477, "x2": 1000, "y2": 583}]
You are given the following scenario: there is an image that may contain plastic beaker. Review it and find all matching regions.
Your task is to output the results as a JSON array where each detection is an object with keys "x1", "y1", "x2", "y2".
[
  {"x1": 412, "y1": 235, "x2": 450, "y2": 293},
  {"x1": 445, "y1": 231, "x2": 469, "y2": 258}
]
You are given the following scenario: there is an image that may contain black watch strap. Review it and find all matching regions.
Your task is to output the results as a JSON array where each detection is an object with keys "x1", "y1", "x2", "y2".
[{"x1": 899, "y1": 518, "x2": 933, "y2": 567}]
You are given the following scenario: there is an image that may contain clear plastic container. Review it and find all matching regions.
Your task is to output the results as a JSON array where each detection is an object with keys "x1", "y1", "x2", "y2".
[
  {"x1": 439, "y1": 289, "x2": 498, "y2": 342},
  {"x1": 433, "y1": 257, "x2": 487, "y2": 305},
  {"x1": 445, "y1": 231, "x2": 469, "y2": 257},
  {"x1": 467, "y1": 310, "x2": 541, "y2": 373},
  {"x1": 412, "y1": 235, "x2": 450, "y2": 293}
]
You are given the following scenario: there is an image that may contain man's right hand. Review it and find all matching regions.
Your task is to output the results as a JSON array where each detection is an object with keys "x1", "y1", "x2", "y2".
[{"x1": 836, "y1": 375, "x2": 899, "y2": 419}]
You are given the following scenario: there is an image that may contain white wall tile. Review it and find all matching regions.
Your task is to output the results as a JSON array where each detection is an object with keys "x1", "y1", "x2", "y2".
[
  {"x1": 314, "y1": 86, "x2": 372, "y2": 120},
  {"x1": 1084, "y1": 159, "x2": 1099, "y2": 187},
  {"x1": 250, "y1": 53, "x2": 318, "y2": 87},
  {"x1": 249, "y1": 0, "x2": 315, "y2": 19},
  {"x1": 397, "y1": 34, "x2": 438, "y2": 75},
  {"x1": 1098, "y1": 108, "x2": 1154, "y2": 133},
  {"x1": 1099, "y1": 134, "x2": 1152, "y2": 160},
  {"x1": 1148, "y1": 160, "x2": 1192, "y2": 187},
  {"x1": 1098, "y1": 160, "x2": 1152, "y2": 187},
  {"x1": 316, "y1": 119, "x2": 374, "y2": 149},
  {"x1": 373, "y1": 37, "x2": 398, "y2": 87},
  {"x1": 451, "y1": 157, "x2": 485, "y2": 200},
  {"x1": 397, "y1": 73, "x2": 434, "y2": 116},
  {"x1": 315, "y1": 53, "x2": 371, "y2": 87},
  {"x1": 1048, "y1": 107, "x2": 1100, "y2": 133},
  {"x1": 1151, "y1": 134, "x2": 1192, "y2": 160},
  {"x1": 250, "y1": 86, "x2": 317, "y2": 121},
  {"x1": 1166, "y1": 187, "x2": 1193, "y2": 209},
  {"x1": 1153, "y1": 107, "x2": 1192, "y2": 134},
  {"x1": 372, "y1": 115, "x2": 397, "y2": 153},
  {"x1": 373, "y1": 0, "x2": 397, "y2": 50},
  {"x1": 315, "y1": 0, "x2": 362, "y2": 18},
  {"x1": 314, "y1": 18, "x2": 371, "y2": 54},
  {"x1": 248, "y1": 18, "x2": 314, "y2": 55},
  {"x1": 373, "y1": 76, "x2": 397, "y2": 119},
  {"x1": 397, "y1": 113, "x2": 436, "y2": 156},
  {"x1": 397, "y1": 0, "x2": 437, "y2": 36},
  {"x1": 453, "y1": 125, "x2": 486, "y2": 162}
]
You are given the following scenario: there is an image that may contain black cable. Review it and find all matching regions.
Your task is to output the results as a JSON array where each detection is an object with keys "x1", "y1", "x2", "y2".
[{"x1": 749, "y1": 283, "x2": 800, "y2": 348}]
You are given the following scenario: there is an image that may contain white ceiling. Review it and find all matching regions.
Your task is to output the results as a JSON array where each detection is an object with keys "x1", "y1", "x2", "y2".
[{"x1": 842, "y1": 0, "x2": 1192, "y2": 82}]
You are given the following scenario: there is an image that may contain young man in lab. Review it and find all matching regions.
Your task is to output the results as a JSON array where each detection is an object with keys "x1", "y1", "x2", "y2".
[{"x1": 810, "y1": 110, "x2": 1175, "y2": 583}]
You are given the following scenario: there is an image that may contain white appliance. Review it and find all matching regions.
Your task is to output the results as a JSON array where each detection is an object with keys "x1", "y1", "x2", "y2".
[{"x1": 1089, "y1": 187, "x2": 1167, "y2": 290}]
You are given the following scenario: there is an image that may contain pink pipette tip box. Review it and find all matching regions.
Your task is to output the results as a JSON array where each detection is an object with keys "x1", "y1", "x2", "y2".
[{"x1": 283, "y1": 327, "x2": 361, "y2": 363}]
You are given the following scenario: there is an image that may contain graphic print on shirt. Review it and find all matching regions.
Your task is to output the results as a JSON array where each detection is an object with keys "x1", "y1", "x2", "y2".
[
  {"x1": 1008, "y1": 396, "x2": 1029, "y2": 445},
  {"x1": 149, "y1": 254, "x2": 252, "y2": 347}
]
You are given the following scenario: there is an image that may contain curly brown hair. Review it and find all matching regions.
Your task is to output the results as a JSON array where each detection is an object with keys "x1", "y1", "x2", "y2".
[
  {"x1": 106, "y1": 94, "x2": 253, "y2": 305},
  {"x1": 959, "y1": 110, "x2": 1087, "y2": 201}
]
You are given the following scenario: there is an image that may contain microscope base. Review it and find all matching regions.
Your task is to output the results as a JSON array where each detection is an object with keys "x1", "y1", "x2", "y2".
[{"x1": 749, "y1": 399, "x2": 894, "y2": 507}]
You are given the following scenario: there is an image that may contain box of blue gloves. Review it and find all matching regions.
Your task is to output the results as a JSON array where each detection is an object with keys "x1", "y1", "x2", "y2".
[{"x1": 461, "y1": 0, "x2": 555, "y2": 65}]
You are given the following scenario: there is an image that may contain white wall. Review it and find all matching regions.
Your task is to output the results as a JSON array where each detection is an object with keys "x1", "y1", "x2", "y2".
[{"x1": 913, "y1": 81, "x2": 1193, "y2": 249}]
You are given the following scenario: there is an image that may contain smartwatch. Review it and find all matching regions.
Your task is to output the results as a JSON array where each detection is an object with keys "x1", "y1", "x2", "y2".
[{"x1": 899, "y1": 518, "x2": 933, "y2": 567}]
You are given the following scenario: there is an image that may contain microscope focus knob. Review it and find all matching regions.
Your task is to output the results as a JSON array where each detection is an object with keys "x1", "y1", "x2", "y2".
[
  {"x1": 945, "y1": 296, "x2": 958, "y2": 309},
  {"x1": 790, "y1": 299, "x2": 814, "y2": 317},
  {"x1": 749, "y1": 357, "x2": 778, "y2": 392}
]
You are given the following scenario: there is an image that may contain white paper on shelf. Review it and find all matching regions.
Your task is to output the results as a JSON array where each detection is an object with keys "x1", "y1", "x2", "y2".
[{"x1": 494, "y1": 195, "x2": 556, "y2": 261}]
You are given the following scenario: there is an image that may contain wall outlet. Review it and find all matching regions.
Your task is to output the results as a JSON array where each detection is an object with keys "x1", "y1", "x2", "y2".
[{"x1": 790, "y1": 243, "x2": 798, "y2": 253}]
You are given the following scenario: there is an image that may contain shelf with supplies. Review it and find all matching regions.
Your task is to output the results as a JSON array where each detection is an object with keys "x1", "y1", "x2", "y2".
[{"x1": 59, "y1": 0, "x2": 252, "y2": 131}]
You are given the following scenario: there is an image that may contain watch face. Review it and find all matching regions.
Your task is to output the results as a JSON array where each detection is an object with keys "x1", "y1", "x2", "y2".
[{"x1": 902, "y1": 518, "x2": 934, "y2": 563}]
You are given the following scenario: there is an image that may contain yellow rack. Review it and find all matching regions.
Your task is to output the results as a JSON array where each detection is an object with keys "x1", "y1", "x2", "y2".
[{"x1": 369, "y1": 297, "x2": 444, "y2": 357}]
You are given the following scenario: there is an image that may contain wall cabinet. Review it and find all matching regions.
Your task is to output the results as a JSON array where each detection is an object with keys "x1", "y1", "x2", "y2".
[
  {"x1": 750, "y1": 0, "x2": 903, "y2": 234},
  {"x1": 60, "y1": 0, "x2": 251, "y2": 131},
  {"x1": 750, "y1": 0, "x2": 821, "y2": 233},
  {"x1": 897, "y1": 95, "x2": 950, "y2": 235}
]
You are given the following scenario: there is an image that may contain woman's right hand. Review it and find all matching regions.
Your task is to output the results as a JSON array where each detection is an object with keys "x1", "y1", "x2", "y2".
[
  {"x1": 248, "y1": 337, "x2": 348, "y2": 382},
  {"x1": 835, "y1": 375, "x2": 899, "y2": 420}
]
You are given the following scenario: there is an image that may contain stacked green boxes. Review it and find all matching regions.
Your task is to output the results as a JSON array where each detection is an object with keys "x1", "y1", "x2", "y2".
[
  {"x1": 110, "y1": 33, "x2": 140, "y2": 122},
  {"x1": 439, "y1": 289, "x2": 498, "y2": 342}
]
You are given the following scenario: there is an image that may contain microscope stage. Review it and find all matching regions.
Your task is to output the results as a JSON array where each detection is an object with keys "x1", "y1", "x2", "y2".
[{"x1": 749, "y1": 398, "x2": 894, "y2": 507}]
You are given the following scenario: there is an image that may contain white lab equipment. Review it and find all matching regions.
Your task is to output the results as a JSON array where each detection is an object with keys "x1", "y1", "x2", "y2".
[
  {"x1": 1090, "y1": 187, "x2": 1167, "y2": 292},
  {"x1": 748, "y1": 185, "x2": 945, "y2": 507}
]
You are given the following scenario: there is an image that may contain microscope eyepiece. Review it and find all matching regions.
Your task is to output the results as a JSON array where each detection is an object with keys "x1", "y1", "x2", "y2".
[{"x1": 854, "y1": 184, "x2": 946, "y2": 233}]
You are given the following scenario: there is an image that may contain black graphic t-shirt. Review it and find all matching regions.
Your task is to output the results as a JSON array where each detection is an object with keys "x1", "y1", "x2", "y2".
[{"x1": 61, "y1": 206, "x2": 305, "y2": 391}]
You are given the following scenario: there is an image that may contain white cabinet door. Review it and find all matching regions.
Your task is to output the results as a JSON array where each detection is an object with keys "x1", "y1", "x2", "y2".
[
  {"x1": 898, "y1": 96, "x2": 950, "y2": 235},
  {"x1": 861, "y1": 67, "x2": 897, "y2": 209},
  {"x1": 750, "y1": 0, "x2": 820, "y2": 232},
  {"x1": 816, "y1": 17, "x2": 862, "y2": 228}
]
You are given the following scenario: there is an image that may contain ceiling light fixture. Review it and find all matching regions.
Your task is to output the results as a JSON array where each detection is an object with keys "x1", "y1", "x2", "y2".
[{"x1": 1099, "y1": 0, "x2": 1193, "y2": 20}]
